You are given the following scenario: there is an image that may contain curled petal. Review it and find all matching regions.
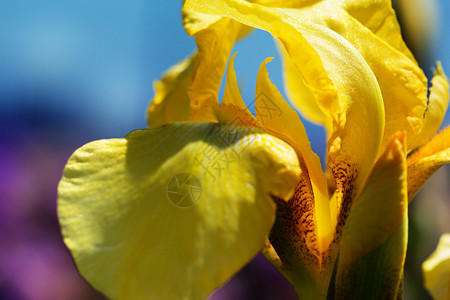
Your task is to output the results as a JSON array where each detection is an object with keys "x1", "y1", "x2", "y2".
[
  {"x1": 147, "y1": 8, "x2": 252, "y2": 127},
  {"x1": 183, "y1": 6, "x2": 252, "y2": 120},
  {"x1": 213, "y1": 53, "x2": 260, "y2": 128},
  {"x1": 410, "y1": 63, "x2": 449, "y2": 149},
  {"x1": 146, "y1": 53, "x2": 195, "y2": 128},
  {"x1": 273, "y1": 0, "x2": 428, "y2": 151},
  {"x1": 188, "y1": 17, "x2": 243, "y2": 118},
  {"x1": 278, "y1": 42, "x2": 331, "y2": 129},
  {"x1": 58, "y1": 122, "x2": 300, "y2": 300},
  {"x1": 407, "y1": 126, "x2": 450, "y2": 200},
  {"x1": 182, "y1": 7, "x2": 222, "y2": 36},
  {"x1": 340, "y1": 0, "x2": 416, "y2": 61},
  {"x1": 219, "y1": 52, "x2": 256, "y2": 123}
]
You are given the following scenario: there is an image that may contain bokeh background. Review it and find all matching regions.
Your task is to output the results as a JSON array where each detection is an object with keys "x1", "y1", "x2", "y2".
[{"x1": 0, "y1": 1, "x2": 449, "y2": 299}]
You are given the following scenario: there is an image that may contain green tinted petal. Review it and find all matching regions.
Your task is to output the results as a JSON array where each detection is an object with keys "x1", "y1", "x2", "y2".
[
  {"x1": 335, "y1": 212, "x2": 408, "y2": 299},
  {"x1": 58, "y1": 122, "x2": 300, "y2": 300},
  {"x1": 337, "y1": 134, "x2": 408, "y2": 298},
  {"x1": 182, "y1": 7, "x2": 222, "y2": 36},
  {"x1": 338, "y1": 133, "x2": 407, "y2": 270},
  {"x1": 334, "y1": 133, "x2": 408, "y2": 299}
]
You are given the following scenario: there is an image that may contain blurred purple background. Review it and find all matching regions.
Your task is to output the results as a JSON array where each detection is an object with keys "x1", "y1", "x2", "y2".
[{"x1": 0, "y1": 1, "x2": 449, "y2": 299}]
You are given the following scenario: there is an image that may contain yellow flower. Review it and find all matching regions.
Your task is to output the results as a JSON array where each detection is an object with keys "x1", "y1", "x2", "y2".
[
  {"x1": 423, "y1": 233, "x2": 450, "y2": 300},
  {"x1": 58, "y1": 0, "x2": 450, "y2": 299}
]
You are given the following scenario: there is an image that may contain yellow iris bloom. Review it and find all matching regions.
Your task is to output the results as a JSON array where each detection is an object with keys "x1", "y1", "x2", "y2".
[{"x1": 58, "y1": 0, "x2": 450, "y2": 299}]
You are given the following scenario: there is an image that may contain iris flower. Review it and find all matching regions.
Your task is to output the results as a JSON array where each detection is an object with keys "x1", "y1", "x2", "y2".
[{"x1": 58, "y1": 0, "x2": 450, "y2": 299}]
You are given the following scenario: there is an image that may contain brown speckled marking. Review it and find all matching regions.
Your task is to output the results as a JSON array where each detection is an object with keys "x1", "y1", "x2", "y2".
[
  {"x1": 269, "y1": 158, "x2": 330, "y2": 273},
  {"x1": 330, "y1": 160, "x2": 358, "y2": 247},
  {"x1": 266, "y1": 155, "x2": 361, "y2": 295}
]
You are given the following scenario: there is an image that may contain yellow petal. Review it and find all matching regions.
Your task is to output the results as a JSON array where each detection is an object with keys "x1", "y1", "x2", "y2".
[
  {"x1": 270, "y1": 1, "x2": 428, "y2": 151},
  {"x1": 277, "y1": 42, "x2": 331, "y2": 129},
  {"x1": 213, "y1": 52, "x2": 259, "y2": 127},
  {"x1": 147, "y1": 8, "x2": 253, "y2": 127},
  {"x1": 182, "y1": 7, "x2": 222, "y2": 36},
  {"x1": 407, "y1": 126, "x2": 450, "y2": 200},
  {"x1": 146, "y1": 53, "x2": 195, "y2": 128},
  {"x1": 255, "y1": 57, "x2": 331, "y2": 251},
  {"x1": 410, "y1": 63, "x2": 450, "y2": 149},
  {"x1": 423, "y1": 233, "x2": 450, "y2": 300},
  {"x1": 340, "y1": 0, "x2": 416, "y2": 61},
  {"x1": 182, "y1": 5, "x2": 252, "y2": 39},
  {"x1": 220, "y1": 52, "x2": 255, "y2": 120},
  {"x1": 254, "y1": 0, "x2": 323, "y2": 8},
  {"x1": 338, "y1": 133, "x2": 407, "y2": 268},
  {"x1": 58, "y1": 122, "x2": 300, "y2": 300},
  {"x1": 186, "y1": 16, "x2": 251, "y2": 121}
]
